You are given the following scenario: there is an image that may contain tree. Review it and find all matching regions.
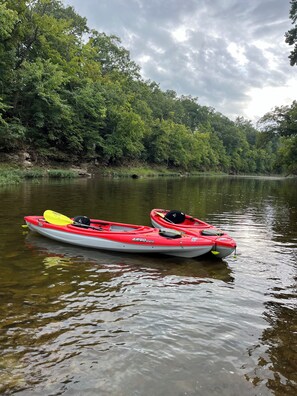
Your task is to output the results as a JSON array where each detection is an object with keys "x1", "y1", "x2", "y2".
[
  {"x1": 285, "y1": 0, "x2": 297, "y2": 66},
  {"x1": 177, "y1": 96, "x2": 210, "y2": 132},
  {"x1": 103, "y1": 107, "x2": 145, "y2": 163},
  {"x1": 15, "y1": 58, "x2": 74, "y2": 156},
  {"x1": 258, "y1": 102, "x2": 297, "y2": 174},
  {"x1": 1, "y1": 0, "x2": 88, "y2": 69},
  {"x1": 0, "y1": 2, "x2": 18, "y2": 40},
  {"x1": 68, "y1": 81, "x2": 106, "y2": 159},
  {"x1": 235, "y1": 117, "x2": 258, "y2": 145},
  {"x1": 88, "y1": 31, "x2": 140, "y2": 79},
  {"x1": 258, "y1": 102, "x2": 297, "y2": 137},
  {"x1": 0, "y1": 2, "x2": 18, "y2": 98},
  {"x1": 279, "y1": 136, "x2": 297, "y2": 174}
]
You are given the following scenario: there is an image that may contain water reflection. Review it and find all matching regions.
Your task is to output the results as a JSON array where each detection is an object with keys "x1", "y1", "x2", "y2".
[
  {"x1": 1, "y1": 175, "x2": 296, "y2": 395},
  {"x1": 245, "y1": 276, "x2": 297, "y2": 395},
  {"x1": 0, "y1": 232, "x2": 233, "y2": 394},
  {"x1": 25, "y1": 234, "x2": 234, "y2": 283},
  {"x1": 261, "y1": 301, "x2": 297, "y2": 394}
]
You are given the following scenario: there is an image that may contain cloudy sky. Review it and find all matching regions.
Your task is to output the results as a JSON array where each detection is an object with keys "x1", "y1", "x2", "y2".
[{"x1": 64, "y1": 0, "x2": 297, "y2": 121}]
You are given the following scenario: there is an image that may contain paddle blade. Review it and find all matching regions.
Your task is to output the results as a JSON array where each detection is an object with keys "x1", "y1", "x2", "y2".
[
  {"x1": 43, "y1": 210, "x2": 73, "y2": 226},
  {"x1": 211, "y1": 250, "x2": 220, "y2": 255}
]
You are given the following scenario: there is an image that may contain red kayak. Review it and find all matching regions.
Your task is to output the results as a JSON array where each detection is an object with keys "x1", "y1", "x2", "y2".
[
  {"x1": 150, "y1": 209, "x2": 236, "y2": 258},
  {"x1": 24, "y1": 210, "x2": 215, "y2": 259}
]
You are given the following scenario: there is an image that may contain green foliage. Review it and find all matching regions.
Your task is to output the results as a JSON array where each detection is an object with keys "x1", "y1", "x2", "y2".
[
  {"x1": 89, "y1": 31, "x2": 140, "y2": 79},
  {"x1": 103, "y1": 108, "x2": 145, "y2": 162},
  {"x1": 47, "y1": 169, "x2": 76, "y2": 178},
  {"x1": 0, "y1": 168, "x2": 21, "y2": 185},
  {"x1": 278, "y1": 136, "x2": 297, "y2": 174},
  {"x1": 0, "y1": 166, "x2": 77, "y2": 185},
  {"x1": 0, "y1": 0, "x2": 285, "y2": 175},
  {"x1": 285, "y1": 0, "x2": 297, "y2": 66},
  {"x1": 0, "y1": 2, "x2": 18, "y2": 40},
  {"x1": 68, "y1": 81, "x2": 106, "y2": 159},
  {"x1": 258, "y1": 101, "x2": 297, "y2": 174},
  {"x1": 23, "y1": 168, "x2": 46, "y2": 178},
  {"x1": 258, "y1": 101, "x2": 297, "y2": 137},
  {"x1": 101, "y1": 165, "x2": 178, "y2": 177},
  {"x1": 0, "y1": 97, "x2": 9, "y2": 125},
  {"x1": 0, "y1": 119, "x2": 26, "y2": 151}
]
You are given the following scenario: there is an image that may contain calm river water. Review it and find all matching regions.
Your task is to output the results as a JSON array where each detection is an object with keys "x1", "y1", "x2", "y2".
[{"x1": 0, "y1": 175, "x2": 296, "y2": 396}]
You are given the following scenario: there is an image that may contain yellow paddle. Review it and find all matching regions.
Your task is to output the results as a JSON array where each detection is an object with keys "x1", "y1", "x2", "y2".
[
  {"x1": 43, "y1": 210, "x2": 102, "y2": 230},
  {"x1": 44, "y1": 210, "x2": 73, "y2": 226}
]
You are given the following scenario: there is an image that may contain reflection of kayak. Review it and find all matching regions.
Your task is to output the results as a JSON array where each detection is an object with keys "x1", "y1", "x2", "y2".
[
  {"x1": 25, "y1": 234, "x2": 234, "y2": 283},
  {"x1": 24, "y1": 214, "x2": 214, "y2": 258},
  {"x1": 150, "y1": 209, "x2": 237, "y2": 259}
]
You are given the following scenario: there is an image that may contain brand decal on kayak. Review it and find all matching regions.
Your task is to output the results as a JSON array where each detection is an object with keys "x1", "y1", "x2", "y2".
[{"x1": 132, "y1": 237, "x2": 155, "y2": 243}]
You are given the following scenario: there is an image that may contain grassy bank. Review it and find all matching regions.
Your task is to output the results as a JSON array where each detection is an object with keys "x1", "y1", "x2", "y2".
[
  {"x1": 100, "y1": 165, "x2": 183, "y2": 178},
  {"x1": 0, "y1": 165, "x2": 78, "y2": 186},
  {"x1": 0, "y1": 163, "x2": 227, "y2": 186},
  {"x1": 0, "y1": 163, "x2": 184, "y2": 186}
]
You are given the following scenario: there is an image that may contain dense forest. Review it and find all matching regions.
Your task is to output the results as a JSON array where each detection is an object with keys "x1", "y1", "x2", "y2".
[{"x1": 0, "y1": 0, "x2": 296, "y2": 174}]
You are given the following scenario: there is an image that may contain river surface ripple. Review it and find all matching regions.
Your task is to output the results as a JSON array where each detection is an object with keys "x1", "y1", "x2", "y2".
[{"x1": 0, "y1": 176, "x2": 296, "y2": 395}]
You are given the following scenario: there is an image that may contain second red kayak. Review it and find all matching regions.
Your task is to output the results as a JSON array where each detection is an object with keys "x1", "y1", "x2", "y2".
[{"x1": 150, "y1": 208, "x2": 236, "y2": 258}]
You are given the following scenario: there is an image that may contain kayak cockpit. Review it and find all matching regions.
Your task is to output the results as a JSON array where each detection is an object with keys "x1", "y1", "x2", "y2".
[{"x1": 159, "y1": 210, "x2": 209, "y2": 227}]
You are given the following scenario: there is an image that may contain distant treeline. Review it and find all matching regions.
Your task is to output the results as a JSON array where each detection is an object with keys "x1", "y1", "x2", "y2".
[{"x1": 0, "y1": 0, "x2": 296, "y2": 174}]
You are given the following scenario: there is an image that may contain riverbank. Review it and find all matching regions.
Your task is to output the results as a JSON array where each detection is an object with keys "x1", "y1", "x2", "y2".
[
  {"x1": 0, "y1": 163, "x2": 183, "y2": 186},
  {"x1": 0, "y1": 165, "x2": 84, "y2": 186},
  {"x1": 100, "y1": 165, "x2": 187, "y2": 178},
  {"x1": 1, "y1": 162, "x2": 284, "y2": 187}
]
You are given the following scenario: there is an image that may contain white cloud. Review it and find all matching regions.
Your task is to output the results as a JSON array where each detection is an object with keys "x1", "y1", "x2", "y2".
[
  {"x1": 138, "y1": 55, "x2": 151, "y2": 64},
  {"x1": 171, "y1": 26, "x2": 189, "y2": 43},
  {"x1": 64, "y1": 0, "x2": 297, "y2": 121},
  {"x1": 245, "y1": 79, "x2": 297, "y2": 121},
  {"x1": 227, "y1": 43, "x2": 248, "y2": 66}
]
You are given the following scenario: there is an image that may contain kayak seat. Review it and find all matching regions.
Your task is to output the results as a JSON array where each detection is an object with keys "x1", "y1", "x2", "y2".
[
  {"x1": 164, "y1": 210, "x2": 185, "y2": 224},
  {"x1": 201, "y1": 229, "x2": 224, "y2": 236},
  {"x1": 73, "y1": 215, "x2": 91, "y2": 227},
  {"x1": 159, "y1": 229, "x2": 182, "y2": 239}
]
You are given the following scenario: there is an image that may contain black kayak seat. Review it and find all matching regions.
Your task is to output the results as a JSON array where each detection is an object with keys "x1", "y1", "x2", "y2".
[
  {"x1": 164, "y1": 210, "x2": 186, "y2": 224},
  {"x1": 73, "y1": 215, "x2": 91, "y2": 227}
]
